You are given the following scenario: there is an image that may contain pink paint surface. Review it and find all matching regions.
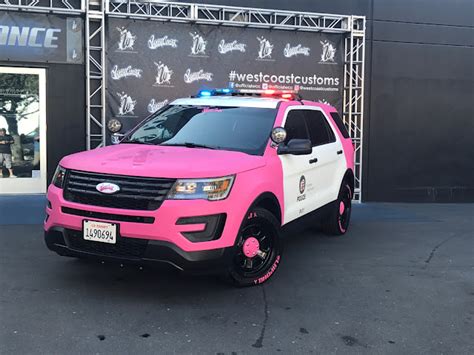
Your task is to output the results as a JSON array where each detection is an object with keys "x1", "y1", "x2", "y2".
[
  {"x1": 243, "y1": 237, "x2": 260, "y2": 258},
  {"x1": 60, "y1": 145, "x2": 266, "y2": 179},
  {"x1": 339, "y1": 201, "x2": 345, "y2": 215}
]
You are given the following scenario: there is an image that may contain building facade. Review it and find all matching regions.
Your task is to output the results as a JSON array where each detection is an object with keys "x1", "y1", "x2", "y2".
[{"x1": 0, "y1": 0, "x2": 473, "y2": 201}]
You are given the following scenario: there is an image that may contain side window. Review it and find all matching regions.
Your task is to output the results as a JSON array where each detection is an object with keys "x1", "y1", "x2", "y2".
[
  {"x1": 330, "y1": 112, "x2": 350, "y2": 139},
  {"x1": 304, "y1": 110, "x2": 336, "y2": 146},
  {"x1": 284, "y1": 110, "x2": 309, "y2": 142}
]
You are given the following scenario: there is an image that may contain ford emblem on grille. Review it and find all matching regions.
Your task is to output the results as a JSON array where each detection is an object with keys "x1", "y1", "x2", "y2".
[{"x1": 96, "y1": 182, "x2": 121, "y2": 194}]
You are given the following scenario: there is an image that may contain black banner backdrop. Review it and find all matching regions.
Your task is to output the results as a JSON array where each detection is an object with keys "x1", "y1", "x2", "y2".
[{"x1": 107, "y1": 18, "x2": 344, "y2": 136}]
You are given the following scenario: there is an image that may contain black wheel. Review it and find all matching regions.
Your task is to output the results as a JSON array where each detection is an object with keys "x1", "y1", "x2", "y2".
[
  {"x1": 227, "y1": 207, "x2": 282, "y2": 287},
  {"x1": 323, "y1": 182, "x2": 352, "y2": 236}
]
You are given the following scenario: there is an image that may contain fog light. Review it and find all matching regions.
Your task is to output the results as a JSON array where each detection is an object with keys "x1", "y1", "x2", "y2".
[{"x1": 176, "y1": 214, "x2": 226, "y2": 242}]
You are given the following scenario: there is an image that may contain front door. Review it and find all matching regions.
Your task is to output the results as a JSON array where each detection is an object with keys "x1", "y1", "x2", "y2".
[
  {"x1": 279, "y1": 108, "x2": 314, "y2": 224},
  {"x1": 0, "y1": 67, "x2": 47, "y2": 194}
]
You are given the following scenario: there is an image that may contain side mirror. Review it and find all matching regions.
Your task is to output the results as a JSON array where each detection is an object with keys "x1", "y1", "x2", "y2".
[{"x1": 277, "y1": 139, "x2": 312, "y2": 155}]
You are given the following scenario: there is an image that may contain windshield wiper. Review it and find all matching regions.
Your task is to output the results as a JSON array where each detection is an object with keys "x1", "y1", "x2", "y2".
[
  {"x1": 121, "y1": 139, "x2": 155, "y2": 145},
  {"x1": 162, "y1": 142, "x2": 217, "y2": 150}
]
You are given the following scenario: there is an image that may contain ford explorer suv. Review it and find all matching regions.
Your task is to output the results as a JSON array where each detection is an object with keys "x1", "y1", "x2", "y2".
[{"x1": 45, "y1": 89, "x2": 354, "y2": 286}]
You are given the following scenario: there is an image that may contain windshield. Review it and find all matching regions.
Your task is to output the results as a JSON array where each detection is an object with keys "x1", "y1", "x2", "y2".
[{"x1": 124, "y1": 105, "x2": 277, "y2": 155}]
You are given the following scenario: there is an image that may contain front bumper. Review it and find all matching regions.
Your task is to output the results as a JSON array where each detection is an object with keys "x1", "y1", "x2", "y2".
[
  {"x1": 45, "y1": 184, "x2": 248, "y2": 253},
  {"x1": 45, "y1": 227, "x2": 235, "y2": 273}
]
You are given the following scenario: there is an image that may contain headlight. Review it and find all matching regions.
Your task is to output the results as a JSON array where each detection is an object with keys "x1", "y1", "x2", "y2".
[
  {"x1": 167, "y1": 176, "x2": 235, "y2": 201},
  {"x1": 52, "y1": 165, "x2": 67, "y2": 188}
]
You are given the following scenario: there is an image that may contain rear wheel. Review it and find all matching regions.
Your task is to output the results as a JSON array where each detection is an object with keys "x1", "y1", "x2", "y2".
[
  {"x1": 323, "y1": 182, "x2": 352, "y2": 236},
  {"x1": 227, "y1": 207, "x2": 282, "y2": 287}
]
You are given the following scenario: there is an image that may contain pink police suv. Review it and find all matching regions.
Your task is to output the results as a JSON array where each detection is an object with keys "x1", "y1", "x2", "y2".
[{"x1": 45, "y1": 89, "x2": 354, "y2": 286}]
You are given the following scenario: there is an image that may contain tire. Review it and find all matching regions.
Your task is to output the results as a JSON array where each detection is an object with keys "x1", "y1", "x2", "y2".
[
  {"x1": 323, "y1": 182, "x2": 352, "y2": 236},
  {"x1": 226, "y1": 207, "x2": 282, "y2": 287}
]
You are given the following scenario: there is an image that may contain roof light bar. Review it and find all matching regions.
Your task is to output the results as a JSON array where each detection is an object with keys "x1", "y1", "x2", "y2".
[
  {"x1": 199, "y1": 90, "x2": 212, "y2": 97},
  {"x1": 195, "y1": 88, "x2": 302, "y2": 100},
  {"x1": 197, "y1": 88, "x2": 234, "y2": 97}
]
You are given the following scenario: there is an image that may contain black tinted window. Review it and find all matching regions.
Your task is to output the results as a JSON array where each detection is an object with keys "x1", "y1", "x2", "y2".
[
  {"x1": 304, "y1": 110, "x2": 336, "y2": 146},
  {"x1": 330, "y1": 112, "x2": 350, "y2": 138},
  {"x1": 284, "y1": 110, "x2": 309, "y2": 142},
  {"x1": 125, "y1": 105, "x2": 277, "y2": 155}
]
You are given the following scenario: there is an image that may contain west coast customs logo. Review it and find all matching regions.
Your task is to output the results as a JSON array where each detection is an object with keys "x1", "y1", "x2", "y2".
[
  {"x1": 320, "y1": 40, "x2": 337, "y2": 64},
  {"x1": 110, "y1": 65, "x2": 142, "y2": 80},
  {"x1": 218, "y1": 40, "x2": 246, "y2": 54},
  {"x1": 184, "y1": 69, "x2": 213, "y2": 84},
  {"x1": 189, "y1": 32, "x2": 207, "y2": 56},
  {"x1": 284, "y1": 43, "x2": 311, "y2": 58},
  {"x1": 116, "y1": 92, "x2": 137, "y2": 116},
  {"x1": 297, "y1": 175, "x2": 306, "y2": 202},
  {"x1": 116, "y1": 27, "x2": 136, "y2": 52},
  {"x1": 147, "y1": 98, "x2": 169, "y2": 114},
  {"x1": 153, "y1": 62, "x2": 173, "y2": 86},
  {"x1": 256, "y1": 37, "x2": 274, "y2": 61},
  {"x1": 148, "y1": 35, "x2": 178, "y2": 50}
]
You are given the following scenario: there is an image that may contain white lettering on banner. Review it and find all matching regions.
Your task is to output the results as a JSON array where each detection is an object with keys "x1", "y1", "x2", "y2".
[
  {"x1": 283, "y1": 44, "x2": 310, "y2": 58},
  {"x1": 154, "y1": 62, "x2": 173, "y2": 86},
  {"x1": 0, "y1": 25, "x2": 61, "y2": 48},
  {"x1": 148, "y1": 35, "x2": 178, "y2": 49},
  {"x1": 320, "y1": 40, "x2": 337, "y2": 63},
  {"x1": 189, "y1": 32, "x2": 207, "y2": 56},
  {"x1": 116, "y1": 27, "x2": 136, "y2": 51},
  {"x1": 148, "y1": 99, "x2": 169, "y2": 113},
  {"x1": 256, "y1": 37, "x2": 273, "y2": 60},
  {"x1": 218, "y1": 40, "x2": 246, "y2": 54},
  {"x1": 110, "y1": 65, "x2": 142, "y2": 80},
  {"x1": 228, "y1": 70, "x2": 340, "y2": 87},
  {"x1": 184, "y1": 69, "x2": 213, "y2": 84},
  {"x1": 117, "y1": 92, "x2": 137, "y2": 116}
]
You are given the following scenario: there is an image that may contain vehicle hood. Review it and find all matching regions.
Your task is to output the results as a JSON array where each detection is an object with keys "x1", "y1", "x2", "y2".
[{"x1": 60, "y1": 144, "x2": 266, "y2": 178}]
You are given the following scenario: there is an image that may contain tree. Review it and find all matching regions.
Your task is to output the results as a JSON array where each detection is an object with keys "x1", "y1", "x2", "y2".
[{"x1": 0, "y1": 73, "x2": 39, "y2": 162}]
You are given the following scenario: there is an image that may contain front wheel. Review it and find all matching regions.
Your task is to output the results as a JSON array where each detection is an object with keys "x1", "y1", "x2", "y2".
[
  {"x1": 227, "y1": 207, "x2": 282, "y2": 287},
  {"x1": 323, "y1": 182, "x2": 352, "y2": 236}
]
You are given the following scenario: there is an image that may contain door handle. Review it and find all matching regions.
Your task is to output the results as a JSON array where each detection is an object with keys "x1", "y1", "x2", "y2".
[
  {"x1": 337, "y1": 150, "x2": 343, "y2": 155},
  {"x1": 309, "y1": 158, "x2": 318, "y2": 164}
]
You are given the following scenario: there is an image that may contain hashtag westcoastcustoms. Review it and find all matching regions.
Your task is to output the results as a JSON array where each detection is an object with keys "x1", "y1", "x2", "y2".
[{"x1": 228, "y1": 70, "x2": 340, "y2": 88}]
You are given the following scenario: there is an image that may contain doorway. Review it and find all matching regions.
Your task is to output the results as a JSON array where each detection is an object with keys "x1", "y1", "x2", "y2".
[{"x1": 0, "y1": 67, "x2": 47, "y2": 194}]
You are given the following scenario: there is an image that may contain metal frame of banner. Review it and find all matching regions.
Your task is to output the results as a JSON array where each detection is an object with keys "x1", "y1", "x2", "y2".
[
  {"x1": 0, "y1": 0, "x2": 84, "y2": 14},
  {"x1": 0, "y1": 0, "x2": 365, "y2": 200},
  {"x1": 85, "y1": 0, "x2": 106, "y2": 150}
]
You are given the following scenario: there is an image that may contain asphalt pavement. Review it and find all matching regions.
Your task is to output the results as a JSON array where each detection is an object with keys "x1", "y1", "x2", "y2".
[{"x1": 0, "y1": 197, "x2": 473, "y2": 354}]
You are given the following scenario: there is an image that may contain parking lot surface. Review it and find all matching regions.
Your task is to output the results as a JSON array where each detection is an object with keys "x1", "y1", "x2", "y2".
[{"x1": 1, "y1": 200, "x2": 473, "y2": 354}]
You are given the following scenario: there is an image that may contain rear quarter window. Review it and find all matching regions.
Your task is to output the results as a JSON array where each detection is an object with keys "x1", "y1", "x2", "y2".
[{"x1": 330, "y1": 112, "x2": 350, "y2": 139}]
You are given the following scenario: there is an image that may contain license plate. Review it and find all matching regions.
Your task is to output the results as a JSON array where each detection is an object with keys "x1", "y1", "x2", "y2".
[{"x1": 83, "y1": 220, "x2": 117, "y2": 244}]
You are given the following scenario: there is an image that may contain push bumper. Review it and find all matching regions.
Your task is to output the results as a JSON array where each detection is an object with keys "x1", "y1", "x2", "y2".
[{"x1": 45, "y1": 227, "x2": 235, "y2": 273}]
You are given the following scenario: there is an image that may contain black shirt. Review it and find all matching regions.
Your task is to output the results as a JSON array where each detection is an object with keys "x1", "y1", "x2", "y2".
[{"x1": 0, "y1": 135, "x2": 14, "y2": 154}]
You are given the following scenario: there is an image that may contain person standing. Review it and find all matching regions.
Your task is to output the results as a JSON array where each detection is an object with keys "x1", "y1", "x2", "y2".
[{"x1": 0, "y1": 128, "x2": 16, "y2": 178}]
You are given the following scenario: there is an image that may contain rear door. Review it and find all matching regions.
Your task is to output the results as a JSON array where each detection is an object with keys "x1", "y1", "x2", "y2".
[{"x1": 304, "y1": 108, "x2": 346, "y2": 206}]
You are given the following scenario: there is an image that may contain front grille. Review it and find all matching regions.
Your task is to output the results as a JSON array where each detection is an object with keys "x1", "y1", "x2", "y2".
[
  {"x1": 62, "y1": 207, "x2": 155, "y2": 224},
  {"x1": 65, "y1": 229, "x2": 148, "y2": 259},
  {"x1": 63, "y1": 170, "x2": 176, "y2": 211}
]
